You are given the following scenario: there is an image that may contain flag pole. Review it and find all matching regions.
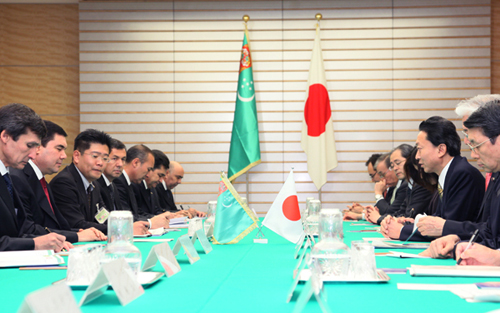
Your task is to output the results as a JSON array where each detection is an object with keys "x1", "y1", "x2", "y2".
[
  {"x1": 243, "y1": 14, "x2": 250, "y2": 202},
  {"x1": 316, "y1": 12, "x2": 322, "y2": 203}
]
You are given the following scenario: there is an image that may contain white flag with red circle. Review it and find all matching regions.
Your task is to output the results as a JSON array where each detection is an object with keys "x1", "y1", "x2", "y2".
[
  {"x1": 262, "y1": 170, "x2": 303, "y2": 243},
  {"x1": 301, "y1": 24, "x2": 338, "y2": 190}
]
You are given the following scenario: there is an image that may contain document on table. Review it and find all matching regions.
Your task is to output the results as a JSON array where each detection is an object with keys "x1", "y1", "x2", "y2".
[
  {"x1": 169, "y1": 217, "x2": 188, "y2": 229},
  {"x1": 386, "y1": 251, "x2": 430, "y2": 258},
  {"x1": 0, "y1": 250, "x2": 64, "y2": 268},
  {"x1": 372, "y1": 240, "x2": 430, "y2": 249},
  {"x1": 409, "y1": 265, "x2": 500, "y2": 277}
]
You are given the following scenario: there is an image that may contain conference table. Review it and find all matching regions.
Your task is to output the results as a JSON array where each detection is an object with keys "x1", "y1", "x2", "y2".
[{"x1": 2, "y1": 221, "x2": 500, "y2": 312}]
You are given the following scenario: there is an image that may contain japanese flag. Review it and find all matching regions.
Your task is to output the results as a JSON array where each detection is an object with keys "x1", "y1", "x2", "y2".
[{"x1": 262, "y1": 170, "x2": 304, "y2": 243}]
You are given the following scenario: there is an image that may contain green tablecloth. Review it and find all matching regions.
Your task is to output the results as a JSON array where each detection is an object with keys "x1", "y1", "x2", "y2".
[{"x1": 2, "y1": 221, "x2": 500, "y2": 312}]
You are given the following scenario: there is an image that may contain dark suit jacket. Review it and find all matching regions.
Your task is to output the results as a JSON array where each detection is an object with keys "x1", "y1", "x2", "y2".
[
  {"x1": 10, "y1": 164, "x2": 79, "y2": 243},
  {"x1": 477, "y1": 172, "x2": 500, "y2": 249},
  {"x1": 49, "y1": 163, "x2": 107, "y2": 233},
  {"x1": 400, "y1": 156, "x2": 485, "y2": 241},
  {"x1": 114, "y1": 173, "x2": 152, "y2": 221},
  {"x1": 0, "y1": 173, "x2": 35, "y2": 250},
  {"x1": 133, "y1": 182, "x2": 165, "y2": 216},
  {"x1": 95, "y1": 176, "x2": 122, "y2": 212},
  {"x1": 376, "y1": 180, "x2": 408, "y2": 216},
  {"x1": 156, "y1": 183, "x2": 180, "y2": 213}
]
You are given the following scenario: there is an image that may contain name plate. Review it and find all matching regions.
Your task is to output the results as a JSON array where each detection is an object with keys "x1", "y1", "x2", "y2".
[
  {"x1": 18, "y1": 282, "x2": 81, "y2": 313},
  {"x1": 79, "y1": 258, "x2": 144, "y2": 307},
  {"x1": 191, "y1": 228, "x2": 213, "y2": 254},
  {"x1": 294, "y1": 233, "x2": 306, "y2": 259},
  {"x1": 172, "y1": 235, "x2": 201, "y2": 264},
  {"x1": 142, "y1": 242, "x2": 181, "y2": 277}
]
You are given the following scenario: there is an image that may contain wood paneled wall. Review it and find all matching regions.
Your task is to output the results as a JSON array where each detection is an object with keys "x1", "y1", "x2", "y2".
[{"x1": 0, "y1": 3, "x2": 80, "y2": 179}]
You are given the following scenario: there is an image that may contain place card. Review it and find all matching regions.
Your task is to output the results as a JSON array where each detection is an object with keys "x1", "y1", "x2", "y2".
[
  {"x1": 142, "y1": 242, "x2": 181, "y2": 277},
  {"x1": 292, "y1": 271, "x2": 332, "y2": 313},
  {"x1": 191, "y1": 228, "x2": 213, "y2": 254},
  {"x1": 172, "y1": 235, "x2": 200, "y2": 264},
  {"x1": 294, "y1": 233, "x2": 306, "y2": 259},
  {"x1": 79, "y1": 259, "x2": 144, "y2": 307},
  {"x1": 18, "y1": 282, "x2": 81, "y2": 313},
  {"x1": 287, "y1": 254, "x2": 309, "y2": 303},
  {"x1": 204, "y1": 219, "x2": 214, "y2": 238}
]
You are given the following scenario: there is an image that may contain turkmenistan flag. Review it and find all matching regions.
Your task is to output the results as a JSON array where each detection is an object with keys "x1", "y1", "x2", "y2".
[
  {"x1": 227, "y1": 29, "x2": 261, "y2": 182},
  {"x1": 213, "y1": 172, "x2": 258, "y2": 244}
]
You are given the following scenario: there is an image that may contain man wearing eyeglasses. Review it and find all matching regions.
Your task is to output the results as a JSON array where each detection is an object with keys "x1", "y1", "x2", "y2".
[
  {"x1": 50, "y1": 129, "x2": 112, "y2": 233},
  {"x1": 382, "y1": 116, "x2": 485, "y2": 242}
]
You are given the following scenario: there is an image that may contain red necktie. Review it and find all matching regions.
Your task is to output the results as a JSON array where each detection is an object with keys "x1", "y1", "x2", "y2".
[
  {"x1": 485, "y1": 172, "x2": 492, "y2": 191},
  {"x1": 40, "y1": 178, "x2": 55, "y2": 214}
]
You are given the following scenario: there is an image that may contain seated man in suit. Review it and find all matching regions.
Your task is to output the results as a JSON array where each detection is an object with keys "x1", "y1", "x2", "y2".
[
  {"x1": 0, "y1": 103, "x2": 71, "y2": 251},
  {"x1": 422, "y1": 101, "x2": 500, "y2": 258},
  {"x1": 156, "y1": 161, "x2": 206, "y2": 217},
  {"x1": 344, "y1": 153, "x2": 407, "y2": 222},
  {"x1": 114, "y1": 144, "x2": 170, "y2": 229},
  {"x1": 382, "y1": 116, "x2": 485, "y2": 241},
  {"x1": 11, "y1": 120, "x2": 105, "y2": 243},
  {"x1": 345, "y1": 153, "x2": 382, "y2": 215},
  {"x1": 95, "y1": 138, "x2": 126, "y2": 212},
  {"x1": 50, "y1": 129, "x2": 113, "y2": 234}
]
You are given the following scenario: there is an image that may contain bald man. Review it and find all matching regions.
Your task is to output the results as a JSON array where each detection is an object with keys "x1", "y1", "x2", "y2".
[{"x1": 156, "y1": 161, "x2": 206, "y2": 218}]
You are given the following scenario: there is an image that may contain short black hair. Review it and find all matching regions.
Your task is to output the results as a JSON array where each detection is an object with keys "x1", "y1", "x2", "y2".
[
  {"x1": 365, "y1": 153, "x2": 382, "y2": 167},
  {"x1": 404, "y1": 146, "x2": 438, "y2": 192},
  {"x1": 42, "y1": 120, "x2": 67, "y2": 147},
  {"x1": 152, "y1": 150, "x2": 169, "y2": 170},
  {"x1": 464, "y1": 100, "x2": 500, "y2": 145},
  {"x1": 419, "y1": 116, "x2": 461, "y2": 157},
  {"x1": 375, "y1": 153, "x2": 390, "y2": 170},
  {"x1": 126, "y1": 144, "x2": 153, "y2": 164},
  {"x1": 74, "y1": 129, "x2": 112, "y2": 153},
  {"x1": 110, "y1": 138, "x2": 126, "y2": 151},
  {"x1": 0, "y1": 103, "x2": 46, "y2": 141},
  {"x1": 392, "y1": 144, "x2": 413, "y2": 159}
]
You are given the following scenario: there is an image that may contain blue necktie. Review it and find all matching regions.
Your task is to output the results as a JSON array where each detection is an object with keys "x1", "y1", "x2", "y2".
[{"x1": 3, "y1": 173, "x2": 14, "y2": 200}]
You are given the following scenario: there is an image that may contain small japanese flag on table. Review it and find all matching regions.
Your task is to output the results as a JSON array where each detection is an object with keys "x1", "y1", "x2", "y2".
[{"x1": 262, "y1": 170, "x2": 304, "y2": 243}]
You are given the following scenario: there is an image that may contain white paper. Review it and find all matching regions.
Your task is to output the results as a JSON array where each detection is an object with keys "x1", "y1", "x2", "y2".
[
  {"x1": 410, "y1": 265, "x2": 500, "y2": 277},
  {"x1": 133, "y1": 238, "x2": 173, "y2": 243},
  {"x1": 18, "y1": 282, "x2": 81, "y2": 313},
  {"x1": 413, "y1": 213, "x2": 427, "y2": 232},
  {"x1": 142, "y1": 242, "x2": 181, "y2": 277},
  {"x1": 172, "y1": 235, "x2": 200, "y2": 264},
  {"x1": 372, "y1": 240, "x2": 430, "y2": 249},
  {"x1": 0, "y1": 250, "x2": 64, "y2": 268},
  {"x1": 169, "y1": 217, "x2": 188, "y2": 225},
  {"x1": 386, "y1": 251, "x2": 430, "y2": 259},
  {"x1": 191, "y1": 229, "x2": 213, "y2": 254},
  {"x1": 398, "y1": 283, "x2": 476, "y2": 291}
]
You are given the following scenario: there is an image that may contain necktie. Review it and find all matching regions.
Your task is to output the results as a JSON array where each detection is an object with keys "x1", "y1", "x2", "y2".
[
  {"x1": 108, "y1": 184, "x2": 117, "y2": 211},
  {"x1": 438, "y1": 183, "x2": 443, "y2": 200},
  {"x1": 3, "y1": 173, "x2": 13, "y2": 201},
  {"x1": 87, "y1": 183, "x2": 94, "y2": 209},
  {"x1": 40, "y1": 177, "x2": 55, "y2": 214}
]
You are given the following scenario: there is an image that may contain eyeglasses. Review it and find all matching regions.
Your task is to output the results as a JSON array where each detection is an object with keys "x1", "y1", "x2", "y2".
[
  {"x1": 378, "y1": 168, "x2": 392, "y2": 179},
  {"x1": 466, "y1": 138, "x2": 490, "y2": 153},
  {"x1": 83, "y1": 152, "x2": 109, "y2": 163},
  {"x1": 368, "y1": 172, "x2": 377, "y2": 179},
  {"x1": 461, "y1": 130, "x2": 468, "y2": 139},
  {"x1": 389, "y1": 159, "x2": 405, "y2": 170}
]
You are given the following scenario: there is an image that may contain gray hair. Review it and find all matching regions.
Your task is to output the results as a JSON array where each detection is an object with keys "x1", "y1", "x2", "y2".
[{"x1": 455, "y1": 94, "x2": 500, "y2": 118}]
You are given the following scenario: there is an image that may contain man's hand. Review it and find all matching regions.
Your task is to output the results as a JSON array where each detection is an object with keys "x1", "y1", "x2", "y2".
[
  {"x1": 380, "y1": 215, "x2": 391, "y2": 234},
  {"x1": 77, "y1": 228, "x2": 107, "y2": 242},
  {"x1": 456, "y1": 242, "x2": 500, "y2": 266},
  {"x1": 343, "y1": 211, "x2": 362, "y2": 221},
  {"x1": 133, "y1": 221, "x2": 150, "y2": 235},
  {"x1": 380, "y1": 217, "x2": 403, "y2": 239},
  {"x1": 151, "y1": 212, "x2": 171, "y2": 229},
  {"x1": 420, "y1": 235, "x2": 459, "y2": 258},
  {"x1": 396, "y1": 217, "x2": 414, "y2": 224},
  {"x1": 416, "y1": 216, "x2": 446, "y2": 237},
  {"x1": 34, "y1": 233, "x2": 67, "y2": 252},
  {"x1": 347, "y1": 203, "x2": 365, "y2": 214},
  {"x1": 374, "y1": 179, "x2": 387, "y2": 196},
  {"x1": 365, "y1": 205, "x2": 380, "y2": 224},
  {"x1": 187, "y1": 207, "x2": 206, "y2": 218}
]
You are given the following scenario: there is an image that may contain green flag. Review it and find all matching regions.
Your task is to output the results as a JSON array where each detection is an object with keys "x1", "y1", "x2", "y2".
[
  {"x1": 227, "y1": 29, "x2": 261, "y2": 182},
  {"x1": 213, "y1": 172, "x2": 258, "y2": 244}
]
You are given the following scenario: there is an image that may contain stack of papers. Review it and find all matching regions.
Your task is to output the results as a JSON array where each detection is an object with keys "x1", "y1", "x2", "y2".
[
  {"x1": 371, "y1": 240, "x2": 430, "y2": 249},
  {"x1": 169, "y1": 217, "x2": 188, "y2": 229},
  {"x1": 0, "y1": 250, "x2": 64, "y2": 268},
  {"x1": 409, "y1": 265, "x2": 500, "y2": 277}
]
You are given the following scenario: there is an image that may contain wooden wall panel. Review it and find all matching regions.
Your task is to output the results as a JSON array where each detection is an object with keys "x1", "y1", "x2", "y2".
[
  {"x1": 79, "y1": 0, "x2": 490, "y2": 214},
  {"x1": 0, "y1": 4, "x2": 80, "y2": 181}
]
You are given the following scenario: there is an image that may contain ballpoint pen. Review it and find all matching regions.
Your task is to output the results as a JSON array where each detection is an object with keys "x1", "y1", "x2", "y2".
[{"x1": 456, "y1": 229, "x2": 479, "y2": 265}]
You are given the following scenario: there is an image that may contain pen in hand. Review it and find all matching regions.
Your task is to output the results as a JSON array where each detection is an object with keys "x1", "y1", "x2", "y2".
[
  {"x1": 456, "y1": 229, "x2": 479, "y2": 265},
  {"x1": 180, "y1": 205, "x2": 185, "y2": 210}
]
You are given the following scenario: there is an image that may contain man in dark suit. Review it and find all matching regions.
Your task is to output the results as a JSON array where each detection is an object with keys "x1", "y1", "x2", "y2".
[
  {"x1": 0, "y1": 103, "x2": 70, "y2": 251},
  {"x1": 11, "y1": 121, "x2": 105, "y2": 243},
  {"x1": 114, "y1": 144, "x2": 170, "y2": 229},
  {"x1": 423, "y1": 101, "x2": 500, "y2": 260},
  {"x1": 382, "y1": 116, "x2": 485, "y2": 241},
  {"x1": 95, "y1": 138, "x2": 127, "y2": 213},
  {"x1": 134, "y1": 149, "x2": 170, "y2": 215},
  {"x1": 50, "y1": 129, "x2": 112, "y2": 233},
  {"x1": 156, "y1": 161, "x2": 206, "y2": 218}
]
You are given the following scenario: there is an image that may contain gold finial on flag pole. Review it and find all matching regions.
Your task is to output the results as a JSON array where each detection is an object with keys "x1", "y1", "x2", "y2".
[
  {"x1": 315, "y1": 13, "x2": 322, "y2": 21},
  {"x1": 243, "y1": 15, "x2": 250, "y2": 23}
]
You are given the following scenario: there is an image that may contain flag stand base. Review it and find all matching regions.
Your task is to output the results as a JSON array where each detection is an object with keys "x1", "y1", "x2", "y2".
[{"x1": 254, "y1": 238, "x2": 268, "y2": 244}]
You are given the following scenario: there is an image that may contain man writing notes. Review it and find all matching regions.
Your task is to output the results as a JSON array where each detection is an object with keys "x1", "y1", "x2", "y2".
[
  {"x1": 382, "y1": 116, "x2": 485, "y2": 241},
  {"x1": 423, "y1": 101, "x2": 500, "y2": 259},
  {"x1": 11, "y1": 121, "x2": 105, "y2": 243},
  {"x1": 114, "y1": 144, "x2": 171, "y2": 229},
  {"x1": 0, "y1": 103, "x2": 71, "y2": 251},
  {"x1": 156, "y1": 161, "x2": 206, "y2": 217}
]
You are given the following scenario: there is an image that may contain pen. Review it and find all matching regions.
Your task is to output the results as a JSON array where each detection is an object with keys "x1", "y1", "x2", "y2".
[
  {"x1": 456, "y1": 229, "x2": 479, "y2": 265},
  {"x1": 45, "y1": 227, "x2": 67, "y2": 252},
  {"x1": 180, "y1": 205, "x2": 185, "y2": 210}
]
